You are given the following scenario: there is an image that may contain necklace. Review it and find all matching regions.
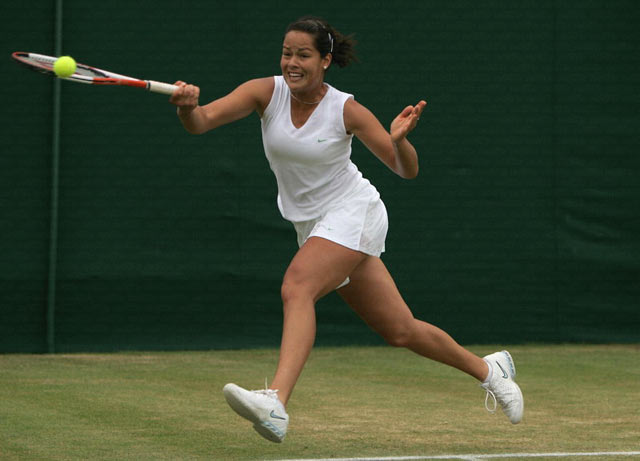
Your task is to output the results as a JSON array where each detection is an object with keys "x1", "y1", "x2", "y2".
[{"x1": 290, "y1": 92, "x2": 322, "y2": 105}]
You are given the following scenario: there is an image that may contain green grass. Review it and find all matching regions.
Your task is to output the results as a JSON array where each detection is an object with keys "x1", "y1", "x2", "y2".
[{"x1": 1, "y1": 345, "x2": 639, "y2": 460}]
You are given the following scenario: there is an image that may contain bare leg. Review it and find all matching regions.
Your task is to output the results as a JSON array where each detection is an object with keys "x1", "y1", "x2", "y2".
[
  {"x1": 270, "y1": 237, "x2": 366, "y2": 406},
  {"x1": 338, "y1": 256, "x2": 489, "y2": 381}
]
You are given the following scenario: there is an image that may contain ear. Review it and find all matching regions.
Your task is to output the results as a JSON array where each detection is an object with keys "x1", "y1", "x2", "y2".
[{"x1": 322, "y1": 53, "x2": 332, "y2": 70}]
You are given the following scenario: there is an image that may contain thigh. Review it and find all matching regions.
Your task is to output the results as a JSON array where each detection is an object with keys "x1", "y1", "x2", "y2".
[
  {"x1": 283, "y1": 236, "x2": 367, "y2": 302},
  {"x1": 337, "y1": 256, "x2": 415, "y2": 333}
]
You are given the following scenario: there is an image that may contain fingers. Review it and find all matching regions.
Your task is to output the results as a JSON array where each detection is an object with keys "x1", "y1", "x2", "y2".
[
  {"x1": 171, "y1": 81, "x2": 187, "y2": 97},
  {"x1": 396, "y1": 100, "x2": 427, "y2": 136},
  {"x1": 390, "y1": 99, "x2": 427, "y2": 142},
  {"x1": 169, "y1": 81, "x2": 200, "y2": 108},
  {"x1": 404, "y1": 101, "x2": 425, "y2": 124},
  {"x1": 400, "y1": 100, "x2": 427, "y2": 121},
  {"x1": 412, "y1": 100, "x2": 427, "y2": 120},
  {"x1": 400, "y1": 105, "x2": 414, "y2": 117}
]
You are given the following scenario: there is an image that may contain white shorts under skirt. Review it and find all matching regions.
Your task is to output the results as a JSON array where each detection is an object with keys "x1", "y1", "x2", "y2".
[{"x1": 292, "y1": 196, "x2": 388, "y2": 288}]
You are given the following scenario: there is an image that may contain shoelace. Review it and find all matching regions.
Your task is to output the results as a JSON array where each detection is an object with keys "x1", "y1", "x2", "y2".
[
  {"x1": 484, "y1": 389, "x2": 497, "y2": 414},
  {"x1": 255, "y1": 389, "x2": 280, "y2": 399},
  {"x1": 251, "y1": 378, "x2": 280, "y2": 400},
  {"x1": 484, "y1": 379, "x2": 518, "y2": 414}
]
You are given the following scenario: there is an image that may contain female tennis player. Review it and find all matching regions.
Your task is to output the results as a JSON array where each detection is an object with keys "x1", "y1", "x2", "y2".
[{"x1": 170, "y1": 16, "x2": 523, "y2": 443}]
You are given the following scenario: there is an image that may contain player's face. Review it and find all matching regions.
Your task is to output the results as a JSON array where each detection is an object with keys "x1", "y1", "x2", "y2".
[{"x1": 281, "y1": 31, "x2": 330, "y2": 95}]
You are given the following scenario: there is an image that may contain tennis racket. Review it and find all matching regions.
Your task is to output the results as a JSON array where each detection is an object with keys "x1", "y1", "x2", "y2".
[{"x1": 11, "y1": 51, "x2": 178, "y2": 95}]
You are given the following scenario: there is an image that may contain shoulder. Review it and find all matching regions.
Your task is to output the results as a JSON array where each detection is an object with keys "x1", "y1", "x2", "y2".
[
  {"x1": 236, "y1": 77, "x2": 275, "y2": 114},
  {"x1": 244, "y1": 76, "x2": 276, "y2": 92},
  {"x1": 343, "y1": 97, "x2": 376, "y2": 135}
]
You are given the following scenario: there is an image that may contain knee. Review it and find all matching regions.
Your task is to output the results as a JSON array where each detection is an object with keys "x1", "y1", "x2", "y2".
[
  {"x1": 280, "y1": 278, "x2": 313, "y2": 307},
  {"x1": 280, "y1": 280, "x2": 296, "y2": 305},
  {"x1": 381, "y1": 323, "x2": 415, "y2": 348}
]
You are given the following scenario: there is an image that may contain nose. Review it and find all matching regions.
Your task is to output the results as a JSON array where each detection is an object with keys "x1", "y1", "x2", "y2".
[{"x1": 287, "y1": 55, "x2": 301, "y2": 68}]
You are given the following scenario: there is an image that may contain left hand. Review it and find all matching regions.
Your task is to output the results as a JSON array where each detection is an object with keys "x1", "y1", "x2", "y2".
[{"x1": 390, "y1": 100, "x2": 427, "y2": 144}]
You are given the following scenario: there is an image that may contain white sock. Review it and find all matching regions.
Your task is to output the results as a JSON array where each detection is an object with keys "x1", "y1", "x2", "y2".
[{"x1": 482, "y1": 358, "x2": 493, "y2": 384}]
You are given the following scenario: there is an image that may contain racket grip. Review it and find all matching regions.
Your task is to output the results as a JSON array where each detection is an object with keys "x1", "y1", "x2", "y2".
[{"x1": 147, "y1": 80, "x2": 178, "y2": 95}]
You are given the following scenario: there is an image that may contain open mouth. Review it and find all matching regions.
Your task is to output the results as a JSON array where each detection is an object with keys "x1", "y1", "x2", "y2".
[{"x1": 287, "y1": 72, "x2": 303, "y2": 82}]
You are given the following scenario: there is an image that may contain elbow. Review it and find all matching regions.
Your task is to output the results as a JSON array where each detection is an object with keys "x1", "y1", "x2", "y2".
[
  {"x1": 393, "y1": 168, "x2": 418, "y2": 180},
  {"x1": 182, "y1": 120, "x2": 208, "y2": 135},
  {"x1": 185, "y1": 127, "x2": 206, "y2": 135},
  {"x1": 393, "y1": 166, "x2": 418, "y2": 180},
  {"x1": 391, "y1": 147, "x2": 419, "y2": 179},
  {"x1": 400, "y1": 163, "x2": 419, "y2": 180}
]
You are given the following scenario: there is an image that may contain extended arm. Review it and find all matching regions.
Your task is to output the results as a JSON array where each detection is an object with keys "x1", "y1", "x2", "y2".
[
  {"x1": 170, "y1": 77, "x2": 274, "y2": 135},
  {"x1": 344, "y1": 98, "x2": 426, "y2": 179}
]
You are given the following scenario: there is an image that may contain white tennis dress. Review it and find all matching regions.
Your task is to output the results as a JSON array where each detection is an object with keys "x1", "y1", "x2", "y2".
[{"x1": 261, "y1": 75, "x2": 387, "y2": 258}]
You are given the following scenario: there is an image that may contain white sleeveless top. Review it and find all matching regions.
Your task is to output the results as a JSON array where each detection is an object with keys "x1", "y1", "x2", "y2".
[{"x1": 261, "y1": 75, "x2": 379, "y2": 222}]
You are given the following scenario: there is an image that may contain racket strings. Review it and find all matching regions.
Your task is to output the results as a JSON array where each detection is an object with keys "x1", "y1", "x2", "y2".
[{"x1": 15, "y1": 53, "x2": 107, "y2": 78}]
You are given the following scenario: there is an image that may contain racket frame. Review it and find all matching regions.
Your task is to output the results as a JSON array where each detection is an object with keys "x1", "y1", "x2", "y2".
[{"x1": 11, "y1": 51, "x2": 177, "y2": 95}]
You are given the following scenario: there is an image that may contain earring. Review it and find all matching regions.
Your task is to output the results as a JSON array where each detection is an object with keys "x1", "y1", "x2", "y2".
[{"x1": 323, "y1": 66, "x2": 328, "y2": 70}]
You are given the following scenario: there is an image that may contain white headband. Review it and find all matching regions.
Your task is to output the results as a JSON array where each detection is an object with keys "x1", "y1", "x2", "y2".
[{"x1": 313, "y1": 20, "x2": 333, "y2": 54}]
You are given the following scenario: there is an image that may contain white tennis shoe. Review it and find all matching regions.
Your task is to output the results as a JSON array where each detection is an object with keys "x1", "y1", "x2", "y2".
[
  {"x1": 223, "y1": 383, "x2": 289, "y2": 443},
  {"x1": 481, "y1": 350, "x2": 524, "y2": 424}
]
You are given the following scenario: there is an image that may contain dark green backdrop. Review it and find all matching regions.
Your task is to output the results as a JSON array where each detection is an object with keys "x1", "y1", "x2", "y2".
[{"x1": 1, "y1": 1, "x2": 639, "y2": 352}]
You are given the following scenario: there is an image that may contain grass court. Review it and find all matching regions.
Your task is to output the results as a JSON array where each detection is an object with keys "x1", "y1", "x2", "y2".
[{"x1": 1, "y1": 345, "x2": 638, "y2": 460}]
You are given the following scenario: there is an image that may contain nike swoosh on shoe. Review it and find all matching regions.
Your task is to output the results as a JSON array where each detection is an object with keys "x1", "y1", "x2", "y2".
[{"x1": 270, "y1": 410, "x2": 287, "y2": 420}]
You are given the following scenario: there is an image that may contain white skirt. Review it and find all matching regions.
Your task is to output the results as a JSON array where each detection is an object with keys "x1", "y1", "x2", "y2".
[{"x1": 292, "y1": 195, "x2": 388, "y2": 288}]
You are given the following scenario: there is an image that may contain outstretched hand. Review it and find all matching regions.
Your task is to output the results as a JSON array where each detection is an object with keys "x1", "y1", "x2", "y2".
[{"x1": 390, "y1": 100, "x2": 427, "y2": 144}]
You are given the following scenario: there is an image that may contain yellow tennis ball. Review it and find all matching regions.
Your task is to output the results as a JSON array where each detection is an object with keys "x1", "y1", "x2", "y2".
[{"x1": 53, "y1": 56, "x2": 76, "y2": 78}]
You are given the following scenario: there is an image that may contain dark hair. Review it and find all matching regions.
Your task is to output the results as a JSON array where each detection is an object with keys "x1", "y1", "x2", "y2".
[{"x1": 285, "y1": 16, "x2": 358, "y2": 69}]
